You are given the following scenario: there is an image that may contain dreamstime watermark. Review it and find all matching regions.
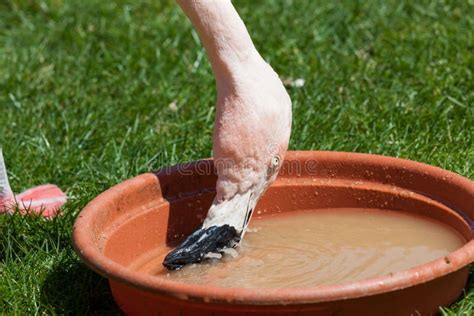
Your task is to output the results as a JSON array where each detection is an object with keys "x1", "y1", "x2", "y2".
[
  {"x1": 159, "y1": 157, "x2": 320, "y2": 177},
  {"x1": 156, "y1": 143, "x2": 322, "y2": 177}
]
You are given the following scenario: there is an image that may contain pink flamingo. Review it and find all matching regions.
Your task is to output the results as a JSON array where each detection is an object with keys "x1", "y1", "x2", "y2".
[
  {"x1": 164, "y1": 0, "x2": 292, "y2": 269},
  {"x1": 0, "y1": 149, "x2": 67, "y2": 218}
]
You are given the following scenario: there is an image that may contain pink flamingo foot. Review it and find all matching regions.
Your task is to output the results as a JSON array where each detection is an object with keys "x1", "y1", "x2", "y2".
[
  {"x1": 1, "y1": 184, "x2": 67, "y2": 219},
  {"x1": 1, "y1": 149, "x2": 66, "y2": 219}
]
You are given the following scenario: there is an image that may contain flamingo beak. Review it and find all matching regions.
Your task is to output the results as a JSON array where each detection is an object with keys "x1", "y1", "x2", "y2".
[
  {"x1": 162, "y1": 191, "x2": 257, "y2": 270},
  {"x1": 163, "y1": 224, "x2": 240, "y2": 270}
]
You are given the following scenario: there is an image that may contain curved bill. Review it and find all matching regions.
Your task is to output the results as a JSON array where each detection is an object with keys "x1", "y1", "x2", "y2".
[
  {"x1": 162, "y1": 224, "x2": 241, "y2": 270},
  {"x1": 163, "y1": 191, "x2": 255, "y2": 270}
]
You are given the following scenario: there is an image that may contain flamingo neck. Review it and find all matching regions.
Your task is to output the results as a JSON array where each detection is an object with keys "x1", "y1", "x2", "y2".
[{"x1": 176, "y1": 0, "x2": 260, "y2": 85}]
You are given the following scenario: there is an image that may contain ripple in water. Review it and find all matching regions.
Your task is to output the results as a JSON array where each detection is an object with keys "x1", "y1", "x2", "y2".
[{"x1": 130, "y1": 208, "x2": 465, "y2": 288}]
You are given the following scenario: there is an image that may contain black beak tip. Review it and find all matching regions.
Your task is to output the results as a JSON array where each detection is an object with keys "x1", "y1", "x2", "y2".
[
  {"x1": 162, "y1": 224, "x2": 240, "y2": 270},
  {"x1": 162, "y1": 258, "x2": 184, "y2": 270}
]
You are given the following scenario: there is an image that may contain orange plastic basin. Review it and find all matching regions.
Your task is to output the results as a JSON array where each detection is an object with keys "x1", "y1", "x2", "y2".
[{"x1": 73, "y1": 151, "x2": 474, "y2": 315}]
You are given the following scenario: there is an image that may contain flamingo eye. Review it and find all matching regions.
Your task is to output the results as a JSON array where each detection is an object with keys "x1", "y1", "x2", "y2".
[{"x1": 271, "y1": 155, "x2": 280, "y2": 168}]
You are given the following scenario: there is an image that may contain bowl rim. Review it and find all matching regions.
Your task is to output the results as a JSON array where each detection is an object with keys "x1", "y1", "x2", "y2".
[{"x1": 72, "y1": 151, "x2": 474, "y2": 305}]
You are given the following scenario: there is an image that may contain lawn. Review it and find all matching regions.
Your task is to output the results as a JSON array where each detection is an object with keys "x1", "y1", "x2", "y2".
[{"x1": 0, "y1": 0, "x2": 473, "y2": 314}]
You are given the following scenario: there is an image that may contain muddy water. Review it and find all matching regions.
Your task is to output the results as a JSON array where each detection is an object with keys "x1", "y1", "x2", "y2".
[{"x1": 131, "y1": 208, "x2": 465, "y2": 288}]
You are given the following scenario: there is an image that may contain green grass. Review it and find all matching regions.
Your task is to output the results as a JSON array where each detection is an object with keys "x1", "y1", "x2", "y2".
[{"x1": 0, "y1": 0, "x2": 472, "y2": 314}]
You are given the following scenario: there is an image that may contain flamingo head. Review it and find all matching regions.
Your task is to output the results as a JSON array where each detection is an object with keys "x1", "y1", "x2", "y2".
[{"x1": 163, "y1": 68, "x2": 292, "y2": 270}]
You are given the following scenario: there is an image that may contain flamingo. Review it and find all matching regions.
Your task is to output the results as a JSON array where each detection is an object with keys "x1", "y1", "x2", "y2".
[
  {"x1": 163, "y1": 0, "x2": 292, "y2": 269},
  {"x1": 0, "y1": 148, "x2": 67, "y2": 218}
]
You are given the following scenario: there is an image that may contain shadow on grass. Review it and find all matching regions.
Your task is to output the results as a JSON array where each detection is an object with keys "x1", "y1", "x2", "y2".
[
  {"x1": 41, "y1": 257, "x2": 121, "y2": 315},
  {"x1": 442, "y1": 267, "x2": 474, "y2": 313}
]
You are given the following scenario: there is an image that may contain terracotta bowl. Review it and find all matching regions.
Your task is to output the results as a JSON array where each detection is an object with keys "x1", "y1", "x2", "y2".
[{"x1": 73, "y1": 151, "x2": 474, "y2": 315}]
